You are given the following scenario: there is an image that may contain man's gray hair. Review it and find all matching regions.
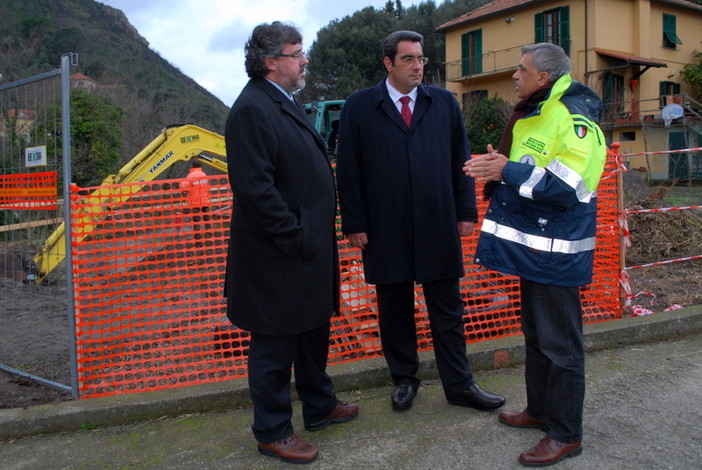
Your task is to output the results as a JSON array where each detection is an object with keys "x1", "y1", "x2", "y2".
[{"x1": 522, "y1": 43, "x2": 572, "y2": 83}]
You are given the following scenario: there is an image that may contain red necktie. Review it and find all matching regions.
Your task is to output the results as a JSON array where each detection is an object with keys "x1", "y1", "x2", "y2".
[{"x1": 400, "y1": 96, "x2": 412, "y2": 127}]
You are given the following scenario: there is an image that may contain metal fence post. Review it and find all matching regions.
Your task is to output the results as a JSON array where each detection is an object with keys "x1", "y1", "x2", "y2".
[{"x1": 61, "y1": 53, "x2": 79, "y2": 399}]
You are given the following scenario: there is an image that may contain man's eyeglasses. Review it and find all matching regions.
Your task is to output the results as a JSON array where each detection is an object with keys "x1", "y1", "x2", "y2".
[
  {"x1": 278, "y1": 50, "x2": 306, "y2": 59},
  {"x1": 399, "y1": 55, "x2": 429, "y2": 66}
]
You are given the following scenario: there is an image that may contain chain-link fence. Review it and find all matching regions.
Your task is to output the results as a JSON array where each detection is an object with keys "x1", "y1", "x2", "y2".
[{"x1": 0, "y1": 55, "x2": 76, "y2": 397}]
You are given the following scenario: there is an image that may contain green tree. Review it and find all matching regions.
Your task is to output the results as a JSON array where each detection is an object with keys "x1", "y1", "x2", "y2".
[
  {"x1": 680, "y1": 50, "x2": 702, "y2": 100},
  {"x1": 66, "y1": 89, "x2": 125, "y2": 187},
  {"x1": 385, "y1": 0, "x2": 406, "y2": 19},
  {"x1": 463, "y1": 95, "x2": 512, "y2": 154},
  {"x1": 398, "y1": 1, "x2": 442, "y2": 84},
  {"x1": 300, "y1": 7, "x2": 396, "y2": 101},
  {"x1": 300, "y1": 0, "x2": 491, "y2": 101}
]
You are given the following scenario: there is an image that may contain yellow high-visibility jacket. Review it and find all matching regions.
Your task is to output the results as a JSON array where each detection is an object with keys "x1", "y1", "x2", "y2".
[{"x1": 474, "y1": 74, "x2": 607, "y2": 287}]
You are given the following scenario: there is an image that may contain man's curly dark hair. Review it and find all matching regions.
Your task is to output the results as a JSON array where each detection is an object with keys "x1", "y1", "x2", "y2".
[{"x1": 245, "y1": 21, "x2": 303, "y2": 79}]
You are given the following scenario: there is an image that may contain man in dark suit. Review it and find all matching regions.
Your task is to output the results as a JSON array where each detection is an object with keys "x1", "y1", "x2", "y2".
[
  {"x1": 336, "y1": 30, "x2": 505, "y2": 413},
  {"x1": 224, "y1": 21, "x2": 358, "y2": 465}
]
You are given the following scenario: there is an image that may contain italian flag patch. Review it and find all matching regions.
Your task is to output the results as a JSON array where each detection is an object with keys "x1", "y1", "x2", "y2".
[{"x1": 574, "y1": 125, "x2": 587, "y2": 138}]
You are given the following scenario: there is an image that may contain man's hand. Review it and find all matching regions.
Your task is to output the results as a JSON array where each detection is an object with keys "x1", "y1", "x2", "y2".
[
  {"x1": 347, "y1": 232, "x2": 368, "y2": 250},
  {"x1": 458, "y1": 221, "x2": 475, "y2": 237},
  {"x1": 463, "y1": 144, "x2": 508, "y2": 182}
]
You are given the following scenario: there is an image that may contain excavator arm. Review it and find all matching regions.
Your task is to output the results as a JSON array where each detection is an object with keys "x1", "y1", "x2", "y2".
[{"x1": 31, "y1": 124, "x2": 227, "y2": 283}]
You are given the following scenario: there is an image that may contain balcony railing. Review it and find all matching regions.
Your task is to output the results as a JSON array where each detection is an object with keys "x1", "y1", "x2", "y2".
[
  {"x1": 602, "y1": 95, "x2": 702, "y2": 130},
  {"x1": 445, "y1": 46, "x2": 523, "y2": 81}
]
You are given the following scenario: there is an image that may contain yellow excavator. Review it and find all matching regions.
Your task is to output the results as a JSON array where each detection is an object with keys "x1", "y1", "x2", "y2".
[
  {"x1": 30, "y1": 100, "x2": 346, "y2": 283},
  {"x1": 30, "y1": 124, "x2": 228, "y2": 283}
]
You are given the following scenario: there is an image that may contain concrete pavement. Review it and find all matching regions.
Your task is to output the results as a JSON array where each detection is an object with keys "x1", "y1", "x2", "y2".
[{"x1": 1, "y1": 306, "x2": 701, "y2": 469}]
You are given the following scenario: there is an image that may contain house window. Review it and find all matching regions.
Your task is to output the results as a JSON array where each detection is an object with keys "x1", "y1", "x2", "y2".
[
  {"x1": 660, "y1": 81, "x2": 681, "y2": 96},
  {"x1": 620, "y1": 131, "x2": 636, "y2": 142},
  {"x1": 535, "y1": 7, "x2": 570, "y2": 55},
  {"x1": 461, "y1": 30, "x2": 482, "y2": 76},
  {"x1": 662, "y1": 13, "x2": 683, "y2": 50},
  {"x1": 659, "y1": 80, "x2": 681, "y2": 104}
]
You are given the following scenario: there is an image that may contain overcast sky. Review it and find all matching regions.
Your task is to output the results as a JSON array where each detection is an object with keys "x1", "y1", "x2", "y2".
[{"x1": 99, "y1": 0, "x2": 446, "y2": 106}]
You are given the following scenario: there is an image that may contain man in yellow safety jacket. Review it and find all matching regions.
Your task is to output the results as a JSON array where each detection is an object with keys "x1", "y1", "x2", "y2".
[{"x1": 465, "y1": 42, "x2": 606, "y2": 467}]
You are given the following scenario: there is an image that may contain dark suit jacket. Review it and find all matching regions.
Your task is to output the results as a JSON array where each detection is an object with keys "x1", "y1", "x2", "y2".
[
  {"x1": 336, "y1": 80, "x2": 477, "y2": 285},
  {"x1": 224, "y1": 78, "x2": 340, "y2": 335}
]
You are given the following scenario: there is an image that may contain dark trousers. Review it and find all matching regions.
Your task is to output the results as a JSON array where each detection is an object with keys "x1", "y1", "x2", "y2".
[
  {"x1": 247, "y1": 323, "x2": 337, "y2": 443},
  {"x1": 520, "y1": 278, "x2": 585, "y2": 443},
  {"x1": 376, "y1": 279, "x2": 474, "y2": 397}
]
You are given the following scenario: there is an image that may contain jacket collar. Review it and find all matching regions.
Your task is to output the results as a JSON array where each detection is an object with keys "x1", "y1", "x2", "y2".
[
  {"x1": 546, "y1": 74, "x2": 603, "y2": 123},
  {"x1": 370, "y1": 79, "x2": 433, "y2": 132},
  {"x1": 252, "y1": 77, "x2": 326, "y2": 150}
]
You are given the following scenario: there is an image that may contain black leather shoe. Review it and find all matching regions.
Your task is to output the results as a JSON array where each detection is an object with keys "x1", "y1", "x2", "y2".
[
  {"x1": 447, "y1": 383, "x2": 506, "y2": 410},
  {"x1": 391, "y1": 384, "x2": 417, "y2": 410}
]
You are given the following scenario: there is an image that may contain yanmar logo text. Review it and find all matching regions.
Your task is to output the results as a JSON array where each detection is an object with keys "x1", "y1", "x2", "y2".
[{"x1": 149, "y1": 150, "x2": 175, "y2": 173}]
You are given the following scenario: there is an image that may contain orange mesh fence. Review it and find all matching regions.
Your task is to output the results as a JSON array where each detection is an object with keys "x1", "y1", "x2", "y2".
[
  {"x1": 71, "y1": 177, "x2": 236, "y2": 398},
  {"x1": 71, "y1": 155, "x2": 622, "y2": 399},
  {"x1": 0, "y1": 171, "x2": 58, "y2": 210},
  {"x1": 577, "y1": 152, "x2": 623, "y2": 322}
]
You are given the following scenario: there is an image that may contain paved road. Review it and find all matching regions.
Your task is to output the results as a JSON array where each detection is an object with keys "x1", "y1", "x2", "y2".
[{"x1": 1, "y1": 308, "x2": 701, "y2": 469}]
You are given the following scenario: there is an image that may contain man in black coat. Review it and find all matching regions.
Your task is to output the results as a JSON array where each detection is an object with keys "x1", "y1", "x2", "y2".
[
  {"x1": 224, "y1": 21, "x2": 358, "y2": 465},
  {"x1": 336, "y1": 30, "x2": 506, "y2": 412}
]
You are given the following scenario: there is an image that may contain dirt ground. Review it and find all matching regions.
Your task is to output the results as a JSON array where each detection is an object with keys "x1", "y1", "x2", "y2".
[
  {"x1": 0, "y1": 278, "x2": 71, "y2": 409},
  {"x1": 1, "y1": 173, "x2": 701, "y2": 410},
  {"x1": 621, "y1": 171, "x2": 702, "y2": 311}
]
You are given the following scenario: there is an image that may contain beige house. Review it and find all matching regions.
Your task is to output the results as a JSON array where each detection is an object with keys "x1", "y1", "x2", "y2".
[
  {"x1": 0, "y1": 108, "x2": 34, "y2": 140},
  {"x1": 436, "y1": 0, "x2": 702, "y2": 181},
  {"x1": 70, "y1": 73, "x2": 98, "y2": 91}
]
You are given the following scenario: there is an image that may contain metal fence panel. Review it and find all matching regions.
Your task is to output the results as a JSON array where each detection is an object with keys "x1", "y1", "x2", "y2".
[{"x1": 0, "y1": 61, "x2": 75, "y2": 395}]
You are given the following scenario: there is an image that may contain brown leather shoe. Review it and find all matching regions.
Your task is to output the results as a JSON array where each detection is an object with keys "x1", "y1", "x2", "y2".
[
  {"x1": 305, "y1": 400, "x2": 360, "y2": 431},
  {"x1": 498, "y1": 409, "x2": 548, "y2": 431},
  {"x1": 518, "y1": 437, "x2": 582, "y2": 466},
  {"x1": 257, "y1": 434, "x2": 318, "y2": 464}
]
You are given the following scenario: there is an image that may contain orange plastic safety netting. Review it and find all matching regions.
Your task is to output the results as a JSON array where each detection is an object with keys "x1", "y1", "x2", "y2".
[
  {"x1": 70, "y1": 155, "x2": 622, "y2": 399},
  {"x1": 0, "y1": 171, "x2": 58, "y2": 210}
]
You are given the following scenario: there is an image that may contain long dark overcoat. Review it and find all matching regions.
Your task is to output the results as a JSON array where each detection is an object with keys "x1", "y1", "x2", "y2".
[
  {"x1": 336, "y1": 81, "x2": 477, "y2": 285},
  {"x1": 223, "y1": 78, "x2": 340, "y2": 335}
]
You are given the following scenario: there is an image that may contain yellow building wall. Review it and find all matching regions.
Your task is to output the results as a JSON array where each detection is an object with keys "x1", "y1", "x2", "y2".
[
  {"x1": 600, "y1": 1, "x2": 701, "y2": 177},
  {"x1": 445, "y1": 1, "x2": 605, "y2": 103},
  {"x1": 443, "y1": 0, "x2": 702, "y2": 181}
]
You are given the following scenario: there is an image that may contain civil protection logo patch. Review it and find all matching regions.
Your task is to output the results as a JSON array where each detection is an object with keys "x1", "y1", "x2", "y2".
[
  {"x1": 519, "y1": 154, "x2": 535, "y2": 165},
  {"x1": 574, "y1": 125, "x2": 587, "y2": 138}
]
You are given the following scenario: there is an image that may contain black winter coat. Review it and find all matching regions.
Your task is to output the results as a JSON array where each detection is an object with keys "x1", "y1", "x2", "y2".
[
  {"x1": 223, "y1": 78, "x2": 340, "y2": 335},
  {"x1": 337, "y1": 81, "x2": 477, "y2": 284}
]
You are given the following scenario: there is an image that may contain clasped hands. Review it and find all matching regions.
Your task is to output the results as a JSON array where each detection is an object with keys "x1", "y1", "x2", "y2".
[
  {"x1": 346, "y1": 222, "x2": 475, "y2": 250},
  {"x1": 463, "y1": 144, "x2": 507, "y2": 182},
  {"x1": 344, "y1": 148, "x2": 509, "y2": 251}
]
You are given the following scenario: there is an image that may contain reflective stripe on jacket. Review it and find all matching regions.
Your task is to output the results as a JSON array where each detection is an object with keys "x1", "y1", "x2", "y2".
[
  {"x1": 182, "y1": 167, "x2": 212, "y2": 206},
  {"x1": 474, "y1": 74, "x2": 607, "y2": 287}
]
